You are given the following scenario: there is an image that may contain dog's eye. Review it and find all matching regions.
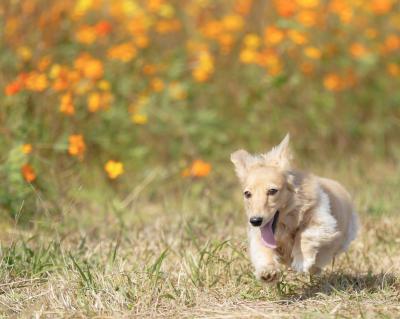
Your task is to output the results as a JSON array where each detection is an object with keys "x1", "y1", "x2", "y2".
[
  {"x1": 267, "y1": 188, "x2": 278, "y2": 196},
  {"x1": 243, "y1": 191, "x2": 252, "y2": 199}
]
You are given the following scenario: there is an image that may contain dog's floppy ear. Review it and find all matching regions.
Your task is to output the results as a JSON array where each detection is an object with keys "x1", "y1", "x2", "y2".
[
  {"x1": 231, "y1": 149, "x2": 252, "y2": 183},
  {"x1": 263, "y1": 133, "x2": 292, "y2": 170}
]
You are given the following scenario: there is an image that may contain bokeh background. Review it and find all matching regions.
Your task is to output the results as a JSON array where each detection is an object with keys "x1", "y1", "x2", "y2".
[{"x1": 1, "y1": 0, "x2": 399, "y2": 222}]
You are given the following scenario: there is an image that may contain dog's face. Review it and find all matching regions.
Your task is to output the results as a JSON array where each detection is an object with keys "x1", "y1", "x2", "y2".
[
  {"x1": 231, "y1": 134, "x2": 293, "y2": 248},
  {"x1": 241, "y1": 165, "x2": 292, "y2": 227}
]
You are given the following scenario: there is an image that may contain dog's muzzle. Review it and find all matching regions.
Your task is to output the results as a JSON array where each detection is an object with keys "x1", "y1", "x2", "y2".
[{"x1": 249, "y1": 216, "x2": 263, "y2": 227}]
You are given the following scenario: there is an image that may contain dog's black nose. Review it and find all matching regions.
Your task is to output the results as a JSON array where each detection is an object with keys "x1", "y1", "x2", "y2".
[{"x1": 249, "y1": 217, "x2": 263, "y2": 227}]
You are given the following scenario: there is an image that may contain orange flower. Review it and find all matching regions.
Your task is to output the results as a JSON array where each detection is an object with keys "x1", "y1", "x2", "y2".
[
  {"x1": 95, "y1": 21, "x2": 112, "y2": 36},
  {"x1": 143, "y1": 64, "x2": 157, "y2": 75},
  {"x1": 182, "y1": 160, "x2": 212, "y2": 178},
  {"x1": 304, "y1": 46, "x2": 321, "y2": 59},
  {"x1": 5, "y1": 80, "x2": 22, "y2": 96},
  {"x1": 76, "y1": 25, "x2": 96, "y2": 44},
  {"x1": 25, "y1": 72, "x2": 48, "y2": 92},
  {"x1": 234, "y1": 0, "x2": 253, "y2": 15},
  {"x1": 274, "y1": 0, "x2": 297, "y2": 17},
  {"x1": 201, "y1": 20, "x2": 224, "y2": 39},
  {"x1": 135, "y1": 35, "x2": 150, "y2": 48},
  {"x1": 386, "y1": 63, "x2": 399, "y2": 76},
  {"x1": 104, "y1": 160, "x2": 124, "y2": 179},
  {"x1": 300, "y1": 62, "x2": 314, "y2": 75},
  {"x1": 264, "y1": 26, "x2": 284, "y2": 45},
  {"x1": 323, "y1": 73, "x2": 342, "y2": 91},
  {"x1": 21, "y1": 164, "x2": 36, "y2": 182},
  {"x1": 297, "y1": 10, "x2": 318, "y2": 27},
  {"x1": 107, "y1": 43, "x2": 137, "y2": 62},
  {"x1": 22, "y1": 144, "x2": 32, "y2": 154},
  {"x1": 383, "y1": 35, "x2": 400, "y2": 52},
  {"x1": 150, "y1": 77, "x2": 164, "y2": 92},
  {"x1": 74, "y1": 54, "x2": 104, "y2": 80},
  {"x1": 288, "y1": 29, "x2": 308, "y2": 45},
  {"x1": 155, "y1": 19, "x2": 181, "y2": 33},
  {"x1": 60, "y1": 93, "x2": 75, "y2": 115},
  {"x1": 349, "y1": 43, "x2": 367, "y2": 58},
  {"x1": 192, "y1": 50, "x2": 214, "y2": 82},
  {"x1": 68, "y1": 134, "x2": 86, "y2": 159},
  {"x1": 370, "y1": 0, "x2": 392, "y2": 14}
]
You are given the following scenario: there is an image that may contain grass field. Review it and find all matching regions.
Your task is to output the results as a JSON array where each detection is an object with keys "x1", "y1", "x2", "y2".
[{"x1": 1, "y1": 159, "x2": 399, "y2": 318}]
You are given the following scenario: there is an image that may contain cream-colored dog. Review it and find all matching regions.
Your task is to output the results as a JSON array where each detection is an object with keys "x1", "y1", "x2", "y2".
[{"x1": 231, "y1": 134, "x2": 358, "y2": 282}]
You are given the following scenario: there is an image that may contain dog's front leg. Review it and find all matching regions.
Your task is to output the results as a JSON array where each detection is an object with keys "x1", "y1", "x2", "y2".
[
  {"x1": 248, "y1": 228, "x2": 280, "y2": 282},
  {"x1": 291, "y1": 230, "x2": 319, "y2": 273}
]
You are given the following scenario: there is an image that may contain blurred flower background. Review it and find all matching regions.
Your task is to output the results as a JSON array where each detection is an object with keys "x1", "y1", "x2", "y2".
[{"x1": 1, "y1": 0, "x2": 399, "y2": 220}]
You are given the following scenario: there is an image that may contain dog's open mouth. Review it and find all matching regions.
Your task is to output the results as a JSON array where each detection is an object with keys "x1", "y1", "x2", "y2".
[{"x1": 260, "y1": 210, "x2": 279, "y2": 249}]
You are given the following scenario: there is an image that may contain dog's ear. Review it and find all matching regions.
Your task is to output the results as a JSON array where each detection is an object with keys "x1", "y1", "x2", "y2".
[
  {"x1": 231, "y1": 149, "x2": 252, "y2": 183},
  {"x1": 263, "y1": 133, "x2": 292, "y2": 170},
  {"x1": 286, "y1": 172, "x2": 297, "y2": 192}
]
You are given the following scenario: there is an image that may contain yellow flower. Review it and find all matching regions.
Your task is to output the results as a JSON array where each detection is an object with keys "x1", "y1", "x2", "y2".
[
  {"x1": 98, "y1": 80, "x2": 111, "y2": 91},
  {"x1": 22, "y1": 144, "x2": 32, "y2": 154},
  {"x1": 296, "y1": 0, "x2": 319, "y2": 9},
  {"x1": 222, "y1": 14, "x2": 244, "y2": 32},
  {"x1": 239, "y1": 49, "x2": 258, "y2": 64},
  {"x1": 243, "y1": 33, "x2": 261, "y2": 49},
  {"x1": 21, "y1": 164, "x2": 36, "y2": 182},
  {"x1": 87, "y1": 92, "x2": 112, "y2": 112},
  {"x1": 17, "y1": 46, "x2": 32, "y2": 62},
  {"x1": 288, "y1": 29, "x2": 308, "y2": 45},
  {"x1": 104, "y1": 160, "x2": 124, "y2": 179},
  {"x1": 132, "y1": 114, "x2": 148, "y2": 125},
  {"x1": 68, "y1": 134, "x2": 86, "y2": 159},
  {"x1": 87, "y1": 92, "x2": 101, "y2": 112},
  {"x1": 304, "y1": 46, "x2": 321, "y2": 59},
  {"x1": 192, "y1": 51, "x2": 214, "y2": 82}
]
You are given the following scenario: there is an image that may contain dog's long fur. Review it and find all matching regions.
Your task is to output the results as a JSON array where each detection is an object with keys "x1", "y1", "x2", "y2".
[{"x1": 231, "y1": 134, "x2": 358, "y2": 281}]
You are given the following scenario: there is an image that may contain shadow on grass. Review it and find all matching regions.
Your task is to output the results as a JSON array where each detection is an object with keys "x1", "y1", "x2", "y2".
[{"x1": 280, "y1": 271, "x2": 399, "y2": 301}]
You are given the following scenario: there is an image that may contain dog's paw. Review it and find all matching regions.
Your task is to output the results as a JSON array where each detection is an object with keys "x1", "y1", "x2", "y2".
[{"x1": 255, "y1": 269, "x2": 280, "y2": 283}]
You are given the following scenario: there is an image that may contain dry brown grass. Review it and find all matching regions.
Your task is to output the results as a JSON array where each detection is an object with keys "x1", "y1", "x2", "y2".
[{"x1": 0, "y1": 161, "x2": 399, "y2": 318}]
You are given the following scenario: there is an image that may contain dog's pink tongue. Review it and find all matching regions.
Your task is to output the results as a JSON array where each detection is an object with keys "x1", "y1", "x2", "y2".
[{"x1": 261, "y1": 220, "x2": 277, "y2": 249}]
